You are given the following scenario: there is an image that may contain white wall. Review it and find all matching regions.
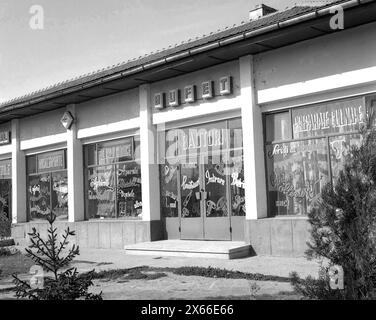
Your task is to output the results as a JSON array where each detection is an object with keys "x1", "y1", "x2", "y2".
[{"x1": 255, "y1": 22, "x2": 376, "y2": 105}]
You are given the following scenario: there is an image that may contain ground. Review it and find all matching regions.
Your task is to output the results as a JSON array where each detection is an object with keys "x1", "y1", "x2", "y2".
[{"x1": 0, "y1": 247, "x2": 320, "y2": 300}]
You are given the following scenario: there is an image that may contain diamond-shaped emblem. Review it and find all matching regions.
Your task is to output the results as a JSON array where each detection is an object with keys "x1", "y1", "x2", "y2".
[{"x1": 61, "y1": 111, "x2": 74, "y2": 130}]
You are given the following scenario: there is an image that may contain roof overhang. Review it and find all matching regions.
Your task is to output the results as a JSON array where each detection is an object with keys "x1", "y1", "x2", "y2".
[{"x1": 1, "y1": 0, "x2": 376, "y2": 123}]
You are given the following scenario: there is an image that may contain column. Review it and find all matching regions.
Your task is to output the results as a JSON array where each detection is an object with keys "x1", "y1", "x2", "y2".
[
  {"x1": 239, "y1": 55, "x2": 268, "y2": 220},
  {"x1": 139, "y1": 84, "x2": 161, "y2": 221},
  {"x1": 11, "y1": 119, "x2": 27, "y2": 223},
  {"x1": 66, "y1": 104, "x2": 85, "y2": 222}
]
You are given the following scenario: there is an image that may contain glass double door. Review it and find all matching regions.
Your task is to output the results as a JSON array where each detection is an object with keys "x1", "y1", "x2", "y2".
[{"x1": 180, "y1": 154, "x2": 231, "y2": 240}]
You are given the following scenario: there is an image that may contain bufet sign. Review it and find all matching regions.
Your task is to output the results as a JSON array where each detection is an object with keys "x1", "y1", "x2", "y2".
[{"x1": 154, "y1": 75, "x2": 233, "y2": 109}]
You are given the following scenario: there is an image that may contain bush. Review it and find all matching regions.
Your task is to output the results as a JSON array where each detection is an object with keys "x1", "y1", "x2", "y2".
[
  {"x1": 290, "y1": 119, "x2": 376, "y2": 300},
  {"x1": 12, "y1": 213, "x2": 102, "y2": 300},
  {"x1": 0, "y1": 212, "x2": 11, "y2": 239}
]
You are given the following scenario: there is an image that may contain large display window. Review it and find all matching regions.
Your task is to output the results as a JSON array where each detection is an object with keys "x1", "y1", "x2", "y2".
[
  {"x1": 27, "y1": 150, "x2": 68, "y2": 221},
  {"x1": 265, "y1": 95, "x2": 374, "y2": 217},
  {"x1": 159, "y1": 118, "x2": 245, "y2": 219},
  {"x1": 84, "y1": 136, "x2": 142, "y2": 220},
  {"x1": 0, "y1": 159, "x2": 11, "y2": 220}
]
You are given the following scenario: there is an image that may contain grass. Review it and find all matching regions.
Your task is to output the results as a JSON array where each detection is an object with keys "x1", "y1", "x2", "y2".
[
  {"x1": 86, "y1": 265, "x2": 292, "y2": 283},
  {"x1": 0, "y1": 253, "x2": 35, "y2": 279}
]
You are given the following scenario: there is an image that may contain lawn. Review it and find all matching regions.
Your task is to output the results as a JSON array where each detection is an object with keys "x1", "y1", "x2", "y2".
[{"x1": 0, "y1": 253, "x2": 34, "y2": 279}]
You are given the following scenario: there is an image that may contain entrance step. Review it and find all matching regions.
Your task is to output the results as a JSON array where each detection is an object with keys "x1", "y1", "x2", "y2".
[{"x1": 124, "y1": 240, "x2": 252, "y2": 260}]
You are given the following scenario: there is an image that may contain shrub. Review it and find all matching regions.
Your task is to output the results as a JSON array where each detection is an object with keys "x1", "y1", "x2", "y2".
[
  {"x1": 290, "y1": 118, "x2": 376, "y2": 300},
  {"x1": 12, "y1": 213, "x2": 102, "y2": 300}
]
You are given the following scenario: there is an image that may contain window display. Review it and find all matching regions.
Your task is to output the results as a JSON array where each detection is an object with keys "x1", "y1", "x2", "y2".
[
  {"x1": 27, "y1": 150, "x2": 68, "y2": 221},
  {"x1": 265, "y1": 96, "x2": 370, "y2": 216},
  {"x1": 84, "y1": 136, "x2": 142, "y2": 219}
]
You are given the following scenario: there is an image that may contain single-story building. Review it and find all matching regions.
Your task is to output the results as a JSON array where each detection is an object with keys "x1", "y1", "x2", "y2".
[{"x1": 1, "y1": 0, "x2": 376, "y2": 256}]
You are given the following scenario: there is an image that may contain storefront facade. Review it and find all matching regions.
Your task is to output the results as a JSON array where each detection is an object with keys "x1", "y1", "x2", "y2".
[{"x1": 2, "y1": 1, "x2": 376, "y2": 256}]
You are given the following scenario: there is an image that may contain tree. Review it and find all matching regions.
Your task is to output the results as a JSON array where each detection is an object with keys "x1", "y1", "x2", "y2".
[
  {"x1": 12, "y1": 213, "x2": 102, "y2": 300},
  {"x1": 291, "y1": 117, "x2": 376, "y2": 300}
]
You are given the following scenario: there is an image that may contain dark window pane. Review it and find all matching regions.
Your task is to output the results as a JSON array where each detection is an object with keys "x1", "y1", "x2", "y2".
[
  {"x1": 117, "y1": 162, "x2": 142, "y2": 218},
  {"x1": 0, "y1": 179, "x2": 11, "y2": 220},
  {"x1": 134, "y1": 136, "x2": 140, "y2": 160},
  {"x1": 180, "y1": 163, "x2": 201, "y2": 218},
  {"x1": 228, "y1": 154, "x2": 245, "y2": 216},
  {"x1": 265, "y1": 112, "x2": 291, "y2": 143},
  {"x1": 51, "y1": 171, "x2": 68, "y2": 221},
  {"x1": 266, "y1": 138, "x2": 329, "y2": 216},
  {"x1": 160, "y1": 163, "x2": 179, "y2": 218},
  {"x1": 87, "y1": 166, "x2": 116, "y2": 219},
  {"x1": 28, "y1": 173, "x2": 51, "y2": 220},
  {"x1": 84, "y1": 144, "x2": 96, "y2": 167},
  {"x1": 229, "y1": 118, "x2": 243, "y2": 150},
  {"x1": 204, "y1": 154, "x2": 228, "y2": 217},
  {"x1": 27, "y1": 155, "x2": 37, "y2": 174}
]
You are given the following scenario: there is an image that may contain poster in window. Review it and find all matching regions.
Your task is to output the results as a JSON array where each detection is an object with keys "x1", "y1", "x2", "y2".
[
  {"x1": 329, "y1": 134, "x2": 362, "y2": 183},
  {"x1": 160, "y1": 163, "x2": 179, "y2": 218},
  {"x1": 117, "y1": 162, "x2": 142, "y2": 218},
  {"x1": 266, "y1": 138, "x2": 329, "y2": 216},
  {"x1": 228, "y1": 154, "x2": 245, "y2": 216},
  {"x1": 87, "y1": 166, "x2": 116, "y2": 218},
  {"x1": 292, "y1": 98, "x2": 366, "y2": 139},
  {"x1": 51, "y1": 171, "x2": 68, "y2": 220},
  {"x1": 28, "y1": 174, "x2": 51, "y2": 220}
]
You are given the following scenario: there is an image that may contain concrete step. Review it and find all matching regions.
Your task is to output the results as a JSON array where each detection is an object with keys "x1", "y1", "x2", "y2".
[{"x1": 124, "y1": 240, "x2": 252, "y2": 260}]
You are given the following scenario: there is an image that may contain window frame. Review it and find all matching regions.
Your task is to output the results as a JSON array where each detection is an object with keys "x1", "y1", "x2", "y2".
[
  {"x1": 263, "y1": 95, "x2": 372, "y2": 218},
  {"x1": 83, "y1": 136, "x2": 142, "y2": 220}
]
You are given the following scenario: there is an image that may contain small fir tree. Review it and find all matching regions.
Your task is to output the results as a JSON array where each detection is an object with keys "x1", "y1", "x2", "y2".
[
  {"x1": 13, "y1": 213, "x2": 102, "y2": 300},
  {"x1": 291, "y1": 116, "x2": 376, "y2": 300}
]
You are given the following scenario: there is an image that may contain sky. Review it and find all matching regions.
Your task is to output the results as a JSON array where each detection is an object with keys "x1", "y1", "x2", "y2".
[{"x1": 0, "y1": 0, "x2": 333, "y2": 103}]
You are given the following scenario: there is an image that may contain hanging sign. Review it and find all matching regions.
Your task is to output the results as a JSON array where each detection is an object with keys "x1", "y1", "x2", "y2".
[
  {"x1": 37, "y1": 150, "x2": 65, "y2": 172},
  {"x1": 0, "y1": 131, "x2": 11, "y2": 145}
]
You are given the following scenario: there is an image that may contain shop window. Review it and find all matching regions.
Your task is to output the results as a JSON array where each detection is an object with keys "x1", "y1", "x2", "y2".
[
  {"x1": 264, "y1": 95, "x2": 374, "y2": 217},
  {"x1": 84, "y1": 136, "x2": 142, "y2": 220},
  {"x1": 27, "y1": 150, "x2": 68, "y2": 221},
  {"x1": 158, "y1": 118, "x2": 245, "y2": 218},
  {"x1": 0, "y1": 159, "x2": 12, "y2": 220},
  {"x1": 266, "y1": 139, "x2": 329, "y2": 216}
]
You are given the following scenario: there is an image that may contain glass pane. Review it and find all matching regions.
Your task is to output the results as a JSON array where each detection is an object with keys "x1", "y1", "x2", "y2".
[
  {"x1": 329, "y1": 134, "x2": 362, "y2": 183},
  {"x1": 134, "y1": 136, "x2": 140, "y2": 160},
  {"x1": 0, "y1": 159, "x2": 11, "y2": 179},
  {"x1": 229, "y1": 119, "x2": 243, "y2": 150},
  {"x1": 228, "y1": 154, "x2": 245, "y2": 216},
  {"x1": 87, "y1": 166, "x2": 116, "y2": 219},
  {"x1": 160, "y1": 163, "x2": 179, "y2": 217},
  {"x1": 51, "y1": 171, "x2": 68, "y2": 221},
  {"x1": 265, "y1": 112, "x2": 292, "y2": 143},
  {"x1": 28, "y1": 173, "x2": 51, "y2": 220},
  {"x1": 116, "y1": 162, "x2": 142, "y2": 218},
  {"x1": 0, "y1": 179, "x2": 11, "y2": 220},
  {"x1": 292, "y1": 97, "x2": 365, "y2": 139},
  {"x1": 204, "y1": 155, "x2": 228, "y2": 217},
  {"x1": 97, "y1": 138, "x2": 133, "y2": 165},
  {"x1": 180, "y1": 163, "x2": 200, "y2": 218},
  {"x1": 27, "y1": 155, "x2": 37, "y2": 174},
  {"x1": 266, "y1": 138, "x2": 329, "y2": 216},
  {"x1": 84, "y1": 144, "x2": 96, "y2": 167}
]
